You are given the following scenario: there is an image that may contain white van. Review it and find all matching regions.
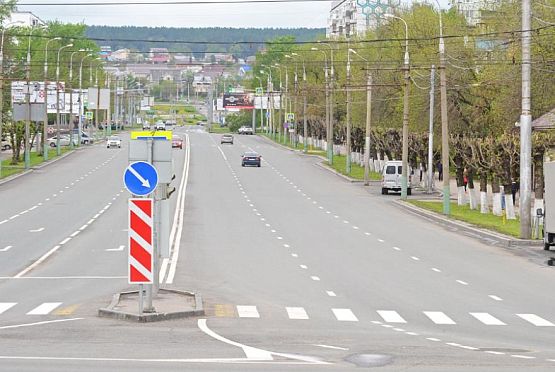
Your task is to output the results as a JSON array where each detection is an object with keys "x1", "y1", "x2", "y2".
[{"x1": 381, "y1": 160, "x2": 411, "y2": 195}]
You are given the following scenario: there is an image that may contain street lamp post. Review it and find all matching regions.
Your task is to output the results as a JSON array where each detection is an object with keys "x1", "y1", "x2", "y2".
[
  {"x1": 346, "y1": 45, "x2": 352, "y2": 174},
  {"x1": 43, "y1": 37, "x2": 61, "y2": 160},
  {"x1": 385, "y1": 14, "x2": 410, "y2": 199},
  {"x1": 317, "y1": 41, "x2": 336, "y2": 165},
  {"x1": 291, "y1": 53, "x2": 307, "y2": 153},
  {"x1": 311, "y1": 47, "x2": 329, "y2": 160},
  {"x1": 272, "y1": 64, "x2": 283, "y2": 142},
  {"x1": 55, "y1": 43, "x2": 73, "y2": 156},
  {"x1": 69, "y1": 49, "x2": 87, "y2": 148},
  {"x1": 0, "y1": 21, "x2": 24, "y2": 177},
  {"x1": 78, "y1": 53, "x2": 93, "y2": 146}
]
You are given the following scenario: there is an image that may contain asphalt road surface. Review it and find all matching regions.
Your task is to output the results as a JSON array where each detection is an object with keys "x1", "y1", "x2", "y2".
[{"x1": 0, "y1": 126, "x2": 554, "y2": 371}]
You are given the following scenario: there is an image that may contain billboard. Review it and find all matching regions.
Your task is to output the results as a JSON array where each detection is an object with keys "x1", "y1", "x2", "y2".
[
  {"x1": 223, "y1": 93, "x2": 254, "y2": 109},
  {"x1": 254, "y1": 95, "x2": 281, "y2": 110}
]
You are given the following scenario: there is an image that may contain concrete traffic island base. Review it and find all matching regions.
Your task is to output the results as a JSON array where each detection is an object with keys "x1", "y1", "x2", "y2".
[{"x1": 98, "y1": 288, "x2": 204, "y2": 322}]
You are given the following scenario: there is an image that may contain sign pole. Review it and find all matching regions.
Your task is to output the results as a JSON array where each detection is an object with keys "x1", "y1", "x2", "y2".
[
  {"x1": 139, "y1": 284, "x2": 144, "y2": 315},
  {"x1": 144, "y1": 138, "x2": 154, "y2": 312}
]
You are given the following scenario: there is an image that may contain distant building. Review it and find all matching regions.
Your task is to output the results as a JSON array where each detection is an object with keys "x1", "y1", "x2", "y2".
[
  {"x1": 149, "y1": 48, "x2": 170, "y2": 64},
  {"x1": 5, "y1": 11, "x2": 46, "y2": 28},
  {"x1": 193, "y1": 75, "x2": 212, "y2": 94},
  {"x1": 111, "y1": 49, "x2": 131, "y2": 62},
  {"x1": 238, "y1": 65, "x2": 252, "y2": 77},
  {"x1": 205, "y1": 53, "x2": 235, "y2": 64},
  {"x1": 327, "y1": 0, "x2": 397, "y2": 38},
  {"x1": 454, "y1": 0, "x2": 500, "y2": 26},
  {"x1": 99, "y1": 46, "x2": 112, "y2": 60}
]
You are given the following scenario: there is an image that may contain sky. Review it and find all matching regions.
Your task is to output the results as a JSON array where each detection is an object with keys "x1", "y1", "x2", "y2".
[{"x1": 16, "y1": 0, "x2": 451, "y2": 28}]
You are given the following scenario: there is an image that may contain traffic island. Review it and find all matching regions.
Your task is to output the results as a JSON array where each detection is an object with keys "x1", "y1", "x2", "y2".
[{"x1": 98, "y1": 288, "x2": 204, "y2": 322}]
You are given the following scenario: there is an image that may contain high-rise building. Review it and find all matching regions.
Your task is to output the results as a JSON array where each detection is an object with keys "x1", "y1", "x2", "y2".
[
  {"x1": 454, "y1": 0, "x2": 500, "y2": 26},
  {"x1": 327, "y1": 0, "x2": 398, "y2": 38}
]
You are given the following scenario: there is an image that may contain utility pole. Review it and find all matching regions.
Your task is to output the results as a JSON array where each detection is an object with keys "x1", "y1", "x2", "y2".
[
  {"x1": 302, "y1": 62, "x2": 307, "y2": 153},
  {"x1": 346, "y1": 47, "x2": 352, "y2": 175},
  {"x1": 428, "y1": 65, "x2": 436, "y2": 194},
  {"x1": 364, "y1": 73, "x2": 372, "y2": 186},
  {"x1": 520, "y1": 0, "x2": 532, "y2": 238}
]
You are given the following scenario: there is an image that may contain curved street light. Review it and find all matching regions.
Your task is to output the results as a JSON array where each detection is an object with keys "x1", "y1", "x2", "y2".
[
  {"x1": 55, "y1": 43, "x2": 73, "y2": 155},
  {"x1": 43, "y1": 37, "x2": 61, "y2": 160}
]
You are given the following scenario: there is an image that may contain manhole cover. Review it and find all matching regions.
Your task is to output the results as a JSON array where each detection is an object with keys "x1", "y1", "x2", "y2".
[{"x1": 345, "y1": 353, "x2": 393, "y2": 367}]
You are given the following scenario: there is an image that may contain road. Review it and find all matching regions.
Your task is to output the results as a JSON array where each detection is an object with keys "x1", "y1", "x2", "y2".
[{"x1": 0, "y1": 126, "x2": 554, "y2": 371}]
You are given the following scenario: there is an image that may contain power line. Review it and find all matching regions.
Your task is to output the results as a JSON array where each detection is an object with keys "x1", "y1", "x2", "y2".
[{"x1": 19, "y1": 0, "x2": 332, "y2": 5}]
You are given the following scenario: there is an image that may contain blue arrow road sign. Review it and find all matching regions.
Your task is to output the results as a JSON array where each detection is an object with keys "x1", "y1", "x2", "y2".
[{"x1": 123, "y1": 161, "x2": 158, "y2": 196}]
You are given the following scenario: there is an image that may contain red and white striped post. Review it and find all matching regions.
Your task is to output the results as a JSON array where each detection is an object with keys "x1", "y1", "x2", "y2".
[{"x1": 128, "y1": 198, "x2": 153, "y2": 313}]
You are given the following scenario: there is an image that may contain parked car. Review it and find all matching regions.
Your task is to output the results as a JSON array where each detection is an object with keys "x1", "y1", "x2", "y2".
[
  {"x1": 142, "y1": 122, "x2": 151, "y2": 130},
  {"x1": 72, "y1": 130, "x2": 93, "y2": 144},
  {"x1": 106, "y1": 135, "x2": 122, "y2": 148},
  {"x1": 241, "y1": 151, "x2": 261, "y2": 167},
  {"x1": 238, "y1": 126, "x2": 254, "y2": 135},
  {"x1": 221, "y1": 134, "x2": 234, "y2": 145},
  {"x1": 381, "y1": 160, "x2": 411, "y2": 195},
  {"x1": 1, "y1": 138, "x2": 11, "y2": 151},
  {"x1": 48, "y1": 135, "x2": 77, "y2": 147},
  {"x1": 172, "y1": 135, "x2": 183, "y2": 149}
]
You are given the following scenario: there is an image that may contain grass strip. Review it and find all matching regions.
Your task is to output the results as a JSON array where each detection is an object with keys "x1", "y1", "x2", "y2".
[
  {"x1": 0, "y1": 147, "x2": 70, "y2": 179},
  {"x1": 409, "y1": 200, "x2": 521, "y2": 238}
]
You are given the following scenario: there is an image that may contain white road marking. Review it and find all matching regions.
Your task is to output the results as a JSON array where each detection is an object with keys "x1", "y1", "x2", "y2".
[
  {"x1": 29, "y1": 227, "x2": 45, "y2": 233},
  {"x1": 381, "y1": 324, "x2": 393, "y2": 328},
  {"x1": 9, "y1": 215, "x2": 19, "y2": 220},
  {"x1": 365, "y1": 232, "x2": 371, "y2": 236},
  {"x1": 411, "y1": 256, "x2": 420, "y2": 261},
  {"x1": 470, "y1": 313, "x2": 506, "y2": 325},
  {"x1": 286, "y1": 307, "x2": 309, "y2": 320},
  {"x1": 13, "y1": 243, "x2": 62, "y2": 278},
  {"x1": 70, "y1": 231, "x2": 80, "y2": 237},
  {"x1": 405, "y1": 332, "x2": 419, "y2": 336},
  {"x1": 106, "y1": 245, "x2": 125, "y2": 252},
  {"x1": 271, "y1": 229, "x2": 276, "y2": 232},
  {"x1": 332, "y1": 308, "x2": 358, "y2": 322},
  {"x1": 426, "y1": 338, "x2": 441, "y2": 342},
  {"x1": 0, "y1": 219, "x2": 8, "y2": 225},
  {"x1": 511, "y1": 355, "x2": 535, "y2": 359},
  {"x1": 20, "y1": 210, "x2": 29, "y2": 215},
  {"x1": 485, "y1": 351, "x2": 505, "y2": 355},
  {"x1": 93, "y1": 213, "x2": 100, "y2": 219},
  {"x1": 0, "y1": 303, "x2": 17, "y2": 314},
  {"x1": 28, "y1": 206, "x2": 38, "y2": 211},
  {"x1": 326, "y1": 291, "x2": 336, "y2": 297},
  {"x1": 423, "y1": 311, "x2": 456, "y2": 325},
  {"x1": 313, "y1": 344, "x2": 349, "y2": 351},
  {"x1": 291, "y1": 254, "x2": 298, "y2": 258},
  {"x1": 371, "y1": 321, "x2": 382, "y2": 325},
  {"x1": 343, "y1": 220, "x2": 349, "y2": 224},
  {"x1": 27, "y1": 302, "x2": 62, "y2": 315},
  {"x1": 300, "y1": 265, "x2": 307, "y2": 269},
  {"x1": 310, "y1": 276, "x2": 320, "y2": 281},
  {"x1": 377, "y1": 310, "x2": 407, "y2": 324},
  {"x1": 431, "y1": 268, "x2": 441, "y2": 272},
  {"x1": 456, "y1": 280, "x2": 468, "y2": 285},
  {"x1": 0, "y1": 318, "x2": 83, "y2": 330},
  {"x1": 87, "y1": 219, "x2": 95, "y2": 225},
  {"x1": 236, "y1": 306, "x2": 260, "y2": 318},
  {"x1": 283, "y1": 244, "x2": 290, "y2": 248},
  {"x1": 59, "y1": 238, "x2": 71, "y2": 245},
  {"x1": 352, "y1": 226, "x2": 359, "y2": 230},
  {"x1": 377, "y1": 239, "x2": 384, "y2": 243},
  {"x1": 277, "y1": 237, "x2": 283, "y2": 240},
  {"x1": 393, "y1": 328, "x2": 405, "y2": 332},
  {"x1": 516, "y1": 314, "x2": 555, "y2": 327},
  {"x1": 0, "y1": 246, "x2": 13, "y2": 252},
  {"x1": 488, "y1": 295, "x2": 503, "y2": 301}
]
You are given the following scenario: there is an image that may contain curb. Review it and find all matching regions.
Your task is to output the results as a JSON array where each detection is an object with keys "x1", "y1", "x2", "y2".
[
  {"x1": 314, "y1": 161, "x2": 364, "y2": 183},
  {"x1": 98, "y1": 288, "x2": 205, "y2": 323},
  {"x1": 0, "y1": 148, "x2": 78, "y2": 186},
  {"x1": 394, "y1": 200, "x2": 543, "y2": 248}
]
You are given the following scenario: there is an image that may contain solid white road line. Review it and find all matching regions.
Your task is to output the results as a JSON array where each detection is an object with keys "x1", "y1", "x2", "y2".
[
  {"x1": 286, "y1": 307, "x2": 309, "y2": 320},
  {"x1": 26, "y1": 302, "x2": 63, "y2": 315},
  {"x1": 516, "y1": 313, "x2": 555, "y2": 327},
  {"x1": 0, "y1": 318, "x2": 83, "y2": 330},
  {"x1": 14, "y1": 245, "x2": 62, "y2": 278},
  {"x1": 313, "y1": 344, "x2": 349, "y2": 351},
  {"x1": 236, "y1": 306, "x2": 260, "y2": 318},
  {"x1": 0, "y1": 303, "x2": 17, "y2": 314},
  {"x1": 470, "y1": 313, "x2": 506, "y2": 325},
  {"x1": 423, "y1": 311, "x2": 456, "y2": 325},
  {"x1": 106, "y1": 245, "x2": 125, "y2": 252},
  {"x1": 332, "y1": 308, "x2": 358, "y2": 322},
  {"x1": 377, "y1": 310, "x2": 407, "y2": 324}
]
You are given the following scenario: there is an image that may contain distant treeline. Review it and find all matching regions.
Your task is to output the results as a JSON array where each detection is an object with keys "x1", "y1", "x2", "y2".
[{"x1": 85, "y1": 26, "x2": 325, "y2": 59}]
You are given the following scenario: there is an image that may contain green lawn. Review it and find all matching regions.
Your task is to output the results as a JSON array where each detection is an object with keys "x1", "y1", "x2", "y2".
[
  {"x1": 209, "y1": 126, "x2": 232, "y2": 134},
  {"x1": 0, "y1": 147, "x2": 70, "y2": 179},
  {"x1": 409, "y1": 200, "x2": 521, "y2": 238},
  {"x1": 325, "y1": 154, "x2": 382, "y2": 181}
]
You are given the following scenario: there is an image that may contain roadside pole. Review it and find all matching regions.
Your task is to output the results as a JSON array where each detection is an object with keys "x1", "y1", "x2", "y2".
[
  {"x1": 363, "y1": 73, "x2": 372, "y2": 186},
  {"x1": 428, "y1": 65, "x2": 435, "y2": 194},
  {"x1": 346, "y1": 49, "x2": 352, "y2": 175},
  {"x1": 144, "y1": 138, "x2": 154, "y2": 312},
  {"x1": 302, "y1": 63, "x2": 307, "y2": 153}
]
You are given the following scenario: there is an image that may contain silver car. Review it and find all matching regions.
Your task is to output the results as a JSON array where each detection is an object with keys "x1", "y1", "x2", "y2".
[
  {"x1": 107, "y1": 135, "x2": 122, "y2": 148},
  {"x1": 221, "y1": 134, "x2": 234, "y2": 144}
]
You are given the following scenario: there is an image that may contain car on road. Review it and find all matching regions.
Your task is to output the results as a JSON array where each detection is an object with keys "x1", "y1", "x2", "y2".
[
  {"x1": 381, "y1": 160, "x2": 411, "y2": 195},
  {"x1": 155, "y1": 121, "x2": 166, "y2": 131},
  {"x1": 72, "y1": 130, "x2": 93, "y2": 144},
  {"x1": 47, "y1": 135, "x2": 77, "y2": 147},
  {"x1": 142, "y1": 122, "x2": 151, "y2": 130},
  {"x1": 106, "y1": 135, "x2": 122, "y2": 148},
  {"x1": 241, "y1": 151, "x2": 261, "y2": 167},
  {"x1": 1, "y1": 138, "x2": 11, "y2": 151},
  {"x1": 238, "y1": 126, "x2": 254, "y2": 135},
  {"x1": 221, "y1": 134, "x2": 234, "y2": 145},
  {"x1": 172, "y1": 135, "x2": 183, "y2": 149}
]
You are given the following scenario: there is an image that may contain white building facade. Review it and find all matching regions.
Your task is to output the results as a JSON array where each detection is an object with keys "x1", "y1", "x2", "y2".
[
  {"x1": 454, "y1": 0, "x2": 500, "y2": 26},
  {"x1": 327, "y1": 0, "x2": 398, "y2": 38},
  {"x1": 5, "y1": 11, "x2": 46, "y2": 28}
]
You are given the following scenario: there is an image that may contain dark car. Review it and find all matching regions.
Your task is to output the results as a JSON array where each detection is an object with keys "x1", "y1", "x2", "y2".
[
  {"x1": 241, "y1": 151, "x2": 261, "y2": 167},
  {"x1": 172, "y1": 135, "x2": 183, "y2": 149}
]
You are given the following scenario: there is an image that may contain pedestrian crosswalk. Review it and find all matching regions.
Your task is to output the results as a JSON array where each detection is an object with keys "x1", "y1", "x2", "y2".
[
  {"x1": 0, "y1": 302, "x2": 66, "y2": 317},
  {"x1": 210, "y1": 304, "x2": 555, "y2": 329}
]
